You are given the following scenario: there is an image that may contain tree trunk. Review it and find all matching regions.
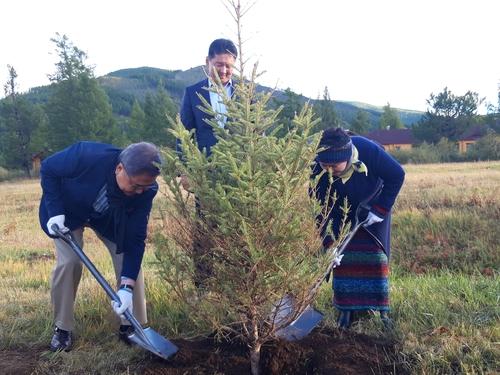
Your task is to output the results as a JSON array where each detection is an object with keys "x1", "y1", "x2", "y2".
[{"x1": 250, "y1": 341, "x2": 262, "y2": 375}]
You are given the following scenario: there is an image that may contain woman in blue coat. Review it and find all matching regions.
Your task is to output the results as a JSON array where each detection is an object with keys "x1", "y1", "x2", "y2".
[{"x1": 312, "y1": 128, "x2": 405, "y2": 328}]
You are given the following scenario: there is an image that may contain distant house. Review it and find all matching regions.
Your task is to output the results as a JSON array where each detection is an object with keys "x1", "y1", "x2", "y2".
[
  {"x1": 365, "y1": 129, "x2": 415, "y2": 151},
  {"x1": 457, "y1": 126, "x2": 486, "y2": 154}
]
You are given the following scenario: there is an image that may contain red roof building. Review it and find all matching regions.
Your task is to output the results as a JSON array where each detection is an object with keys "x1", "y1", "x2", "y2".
[
  {"x1": 365, "y1": 129, "x2": 415, "y2": 151},
  {"x1": 457, "y1": 126, "x2": 486, "y2": 153}
]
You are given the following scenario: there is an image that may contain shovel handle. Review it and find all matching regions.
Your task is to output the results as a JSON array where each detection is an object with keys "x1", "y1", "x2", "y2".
[{"x1": 51, "y1": 224, "x2": 145, "y2": 335}]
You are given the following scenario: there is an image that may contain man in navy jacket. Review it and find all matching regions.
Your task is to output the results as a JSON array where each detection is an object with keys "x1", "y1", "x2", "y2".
[
  {"x1": 39, "y1": 141, "x2": 161, "y2": 351},
  {"x1": 177, "y1": 39, "x2": 237, "y2": 287},
  {"x1": 180, "y1": 38, "x2": 237, "y2": 153},
  {"x1": 178, "y1": 38, "x2": 237, "y2": 190}
]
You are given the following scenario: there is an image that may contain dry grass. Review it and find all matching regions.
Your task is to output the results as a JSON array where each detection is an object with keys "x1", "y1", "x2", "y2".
[{"x1": 0, "y1": 162, "x2": 498, "y2": 374}]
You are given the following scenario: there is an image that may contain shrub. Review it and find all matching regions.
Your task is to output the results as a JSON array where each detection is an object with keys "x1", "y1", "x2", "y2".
[
  {"x1": 0, "y1": 166, "x2": 27, "y2": 182},
  {"x1": 466, "y1": 133, "x2": 500, "y2": 161}
]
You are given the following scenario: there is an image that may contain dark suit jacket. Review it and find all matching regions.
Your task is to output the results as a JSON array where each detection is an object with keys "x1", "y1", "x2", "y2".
[
  {"x1": 180, "y1": 79, "x2": 235, "y2": 155},
  {"x1": 39, "y1": 141, "x2": 157, "y2": 280}
]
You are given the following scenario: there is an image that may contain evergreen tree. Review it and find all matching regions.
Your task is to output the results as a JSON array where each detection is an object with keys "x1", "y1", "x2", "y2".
[
  {"x1": 0, "y1": 65, "x2": 46, "y2": 175},
  {"x1": 127, "y1": 99, "x2": 146, "y2": 142},
  {"x1": 154, "y1": 2, "x2": 347, "y2": 373},
  {"x1": 413, "y1": 87, "x2": 483, "y2": 143},
  {"x1": 312, "y1": 86, "x2": 338, "y2": 133},
  {"x1": 141, "y1": 84, "x2": 177, "y2": 147},
  {"x1": 379, "y1": 102, "x2": 404, "y2": 130},
  {"x1": 350, "y1": 109, "x2": 371, "y2": 134},
  {"x1": 271, "y1": 88, "x2": 303, "y2": 137},
  {"x1": 44, "y1": 34, "x2": 119, "y2": 150}
]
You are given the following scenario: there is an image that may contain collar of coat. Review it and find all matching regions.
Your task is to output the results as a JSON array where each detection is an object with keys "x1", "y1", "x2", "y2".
[{"x1": 337, "y1": 145, "x2": 368, "y2": 183}]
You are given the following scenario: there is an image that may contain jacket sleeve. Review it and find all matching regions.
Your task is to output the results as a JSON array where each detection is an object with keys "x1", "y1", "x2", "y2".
[
  {"x1": 40, "y1": 142, "x2": 86, "y2": 218},
  {"x1": 365, "y1": 140, "x2": 405, "y2": 216},
  {"x1": 120, "y1": 187, "x2": 157, "y2": 280}
]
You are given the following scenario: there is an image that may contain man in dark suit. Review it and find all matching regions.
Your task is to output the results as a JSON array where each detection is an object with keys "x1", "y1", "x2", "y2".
[
  {"x1": 180, "y1": 38, "x2": 237, "y2": 152},
  {"x1": 178, "y1": 38, "x2": 237, "y2": 285},
  {"x1": 39, "y1": 141, "x2": 161, "y2": 351},
  {"x1": 178, "y1": 39, "x2": 237, "y2": 184}
]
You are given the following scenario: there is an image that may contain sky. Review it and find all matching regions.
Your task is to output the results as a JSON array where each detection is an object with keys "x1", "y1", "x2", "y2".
[{"x1": 1, "y1": 0, "x2": 499, "y2": 113}]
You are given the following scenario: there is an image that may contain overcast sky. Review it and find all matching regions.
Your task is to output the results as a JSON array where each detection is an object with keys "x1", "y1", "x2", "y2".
[{"x1": 1, "y1": 0, "x2": 499, "y2": 112}]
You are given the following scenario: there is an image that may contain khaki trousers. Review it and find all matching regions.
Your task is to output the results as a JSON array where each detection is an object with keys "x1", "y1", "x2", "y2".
[{"x1": 51, "y1": 227, "x2": 147, "y2": 331}]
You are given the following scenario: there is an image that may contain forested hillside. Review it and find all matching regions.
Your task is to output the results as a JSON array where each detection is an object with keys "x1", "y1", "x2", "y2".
[
  {"x1": 2, "y1": 34, "x2": 497, "y2": 177},
  {"x1": 22, "y1": 66, "x2": 423, "y2": 125}
]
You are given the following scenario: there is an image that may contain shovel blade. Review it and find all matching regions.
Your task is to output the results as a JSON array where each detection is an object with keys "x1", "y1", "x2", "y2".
[
  {"x1": 128, "y1": 327, "x2": 178, "y2": 360},
  {"x1": 275, "y1": 305, "x2": 324, "y2": 341}
]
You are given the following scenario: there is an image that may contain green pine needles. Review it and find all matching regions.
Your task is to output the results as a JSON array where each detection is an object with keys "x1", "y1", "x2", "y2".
[{"x1": 154, "y1": 2, "x2": 347, "y2": 373}]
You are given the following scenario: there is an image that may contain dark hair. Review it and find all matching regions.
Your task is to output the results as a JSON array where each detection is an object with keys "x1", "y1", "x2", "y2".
[
  {"x1": 208, "y1": 38, "x2": 237, "y2": 59},
  {"x1": 119, "y1": 142, "x2": 162, "y2": 177}
]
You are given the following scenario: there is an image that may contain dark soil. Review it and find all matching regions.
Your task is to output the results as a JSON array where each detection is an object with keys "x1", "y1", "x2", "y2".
[
  {"x1": 0, "y1": 347, "x2": 42, "y2": 375},
  {"x1": 140, "y1": 327, "x2": 402, "y2": 375},
  {"x1": 0, "y1": 328, "x2": 403, "y2": 374}
]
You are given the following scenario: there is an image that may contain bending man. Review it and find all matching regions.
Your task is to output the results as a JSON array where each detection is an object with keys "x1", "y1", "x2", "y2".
[{"x1": 39, "y1": 141, "x2": 161, "y2": 351}]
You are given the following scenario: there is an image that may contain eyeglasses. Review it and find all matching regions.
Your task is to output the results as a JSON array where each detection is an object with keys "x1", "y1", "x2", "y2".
[
  {"x1": 123, "y1": 168, "x2": 156, "y2": 192},
  {"x1": 128, "y1": 180, "x2": 156, "y2": 192}
]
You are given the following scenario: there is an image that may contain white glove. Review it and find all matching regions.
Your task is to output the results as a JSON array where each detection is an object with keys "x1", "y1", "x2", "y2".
[
  {"x1": 112, "y1": 288, "x2": 133, "y2": 319},
  {"x1": 364, "y1": 211, "x2": 384, "y2": 227},
  {"x1": 326, "y1": 253, "x2": 345, "y2": 283},
  {"x1": 47, "y1": 215, "x2": 69, "y2": 235},
  {"x1": 332, "y1": 254, "x2": 344, "y2": 268}
]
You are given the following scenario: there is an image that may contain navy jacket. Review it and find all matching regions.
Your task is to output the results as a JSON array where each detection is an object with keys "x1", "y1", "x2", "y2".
[
  {"x1": 179, "y1": 79, "x2": 218, "y2": 155},
  {"x1": 312, "y1": 136, "x2": 405, "y2": 256},
  {"x1": 39, "y1": 141, "x2": 157, "y2": 280}
]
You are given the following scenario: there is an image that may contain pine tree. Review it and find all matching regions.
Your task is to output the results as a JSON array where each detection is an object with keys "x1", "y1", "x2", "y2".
[
  {"x1": 44, "y1": 34, "x2": 119, "y2": 150},
  {"x1": 154, "y1": 2, "x2": 347, "y2": 373},
  {"x1": 271, "y1": 88, "x2": 303, "y2": 138},
  {"x1": 350, "y1": 109, "x2": 371, "y2": 135},
  {"x1": 379, "y1": 102, "x2": 404, "y2": 130},
  {"x1": 127, "y1": 99, "x2": 146, "y2": 142},
  {"x1": 141, "y1": 84, "x2": 177, "y2": 147},
  {"x1": 0, "y1": 65, "x2": 46, "y2": 175},
  {"x1": 312, "y1": 86, "x2": 339, "y2": 133}
]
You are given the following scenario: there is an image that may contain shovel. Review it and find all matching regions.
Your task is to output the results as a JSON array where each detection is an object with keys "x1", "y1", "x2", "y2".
[
  {"x1": 52, "y1": 225, "x2": 178, "y2": 360},
  {"x1": 275, "y1": 182, "x2": 384, "y2": 340},
  {"x1": 274, "y1": 219, "x2": 367, "y2": 341}
]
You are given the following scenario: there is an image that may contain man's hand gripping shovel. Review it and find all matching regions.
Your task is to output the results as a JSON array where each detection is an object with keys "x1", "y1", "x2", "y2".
[{"x1": 51, "y1": 224, "x2": 178, "y2": 360}]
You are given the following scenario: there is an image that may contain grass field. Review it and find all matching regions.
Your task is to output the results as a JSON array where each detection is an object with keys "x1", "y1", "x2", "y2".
[{"x1": 0, "y1": 161, "x2": 498, "y2": 374}]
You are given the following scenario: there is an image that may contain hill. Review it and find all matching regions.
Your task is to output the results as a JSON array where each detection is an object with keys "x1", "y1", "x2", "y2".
[{"x1": 23, "y1": 66, "x2": 424, "y2": 126}]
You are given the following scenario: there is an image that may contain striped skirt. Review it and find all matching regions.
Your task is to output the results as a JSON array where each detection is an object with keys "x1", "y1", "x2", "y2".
[{"x1": 332, "y1": 227, "x2": 389, "y2": 311}]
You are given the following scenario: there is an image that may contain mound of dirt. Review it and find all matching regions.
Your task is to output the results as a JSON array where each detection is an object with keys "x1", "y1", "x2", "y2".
[
  {"x1": 141, "y1": 327, "x2": 401, "y2": 375},
  {"x1": 0, "y1": 348, "x2": 41, "y2": 375},
  {"x1": 1, "y1": 328, "x2": 402, "y2": 374}
]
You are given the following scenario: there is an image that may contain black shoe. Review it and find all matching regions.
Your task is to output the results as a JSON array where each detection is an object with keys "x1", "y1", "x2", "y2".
[
  {"x1": 337, "y1": 311, "x2": 352, "y2": 329},
  {"x1": 50, "y1": 326, "x2": 72, "y2": 352},
  {"x1": 118, "y1": 325, "x2": 134, "y2": 345}
]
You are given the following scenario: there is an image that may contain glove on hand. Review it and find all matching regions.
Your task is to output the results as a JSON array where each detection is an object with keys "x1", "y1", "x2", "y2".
[
  {"x1": 364, "y1": 211, "x2": 384, "y2": 227},
  {"x1": 325, "y1": 253, "x2": 344, "y2": 282},
  {"x1": 47, "y1": 215, "x2": 69, "y2": 235},
  {"x1": 112, "y1": 287, "x2": 133, "y2": 319},
  {"x1": 332, "y1": 253, "x2": 344, "y2": 268}
]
